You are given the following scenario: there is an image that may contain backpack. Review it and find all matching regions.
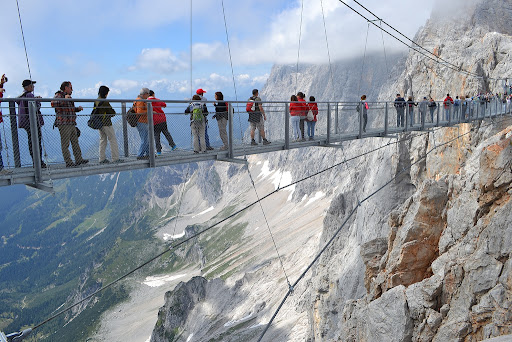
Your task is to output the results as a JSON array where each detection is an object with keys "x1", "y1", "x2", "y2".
[
  {"x1": 246, "y1": 97, "x2": 256, "y2": 112},
  {"x1": 127, "y1": 106, "x2": 138, "y2": 127},
  {"x1": 87, "y1": 102, "x2": 103, "y2": 129},
  {"x1": 192, "y1": 104, "x2": 204, "y2": 122},
  {"x1": 306, "y1": 109, "x2": 314, "y2": 121}
]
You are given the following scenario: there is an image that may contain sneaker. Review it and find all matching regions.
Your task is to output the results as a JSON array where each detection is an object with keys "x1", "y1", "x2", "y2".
[
  {"x1": 263, "y1": 139, "x2": 271, "y2": 145},
  {"x1": 171, "y1": 145, "x2": 177, "y2": 151},
  {"x1": 309, "y1": 137, "x2": 314, "y2": 141},
  {"x1": 206, "y1": 146, "x2": 214, "y2": 150},
  {"x1": 156, "y1": 151, "x2": 162, "y2": 156},
  {"x1": 0, "y1": 169, "x2": 12, "y2": 175},
  {"x1": 113, "y1": 159, "x2": 123, "y2": 163},
  {"x1": 100, "y1": 159, "x2": 110, "y2": 164},
  {"x1": 66, "y1": 162, "x2": 76, "y2": 168},
  {"x1": 251, "y1": 140, "x2": 258, "y2": 146},
  {"x1": 76, "y1": 159, "x2": 89, "y2": 165}
]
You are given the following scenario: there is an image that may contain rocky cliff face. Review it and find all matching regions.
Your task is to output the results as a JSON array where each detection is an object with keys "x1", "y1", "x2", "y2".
[{"x1": 149, "y1": 1, "x2": 512, "y2": 341}]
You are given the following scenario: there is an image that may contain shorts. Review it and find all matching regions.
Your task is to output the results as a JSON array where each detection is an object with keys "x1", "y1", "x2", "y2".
[{"x1": 250, "y1": 120, "x2": 264, "y2": 132}]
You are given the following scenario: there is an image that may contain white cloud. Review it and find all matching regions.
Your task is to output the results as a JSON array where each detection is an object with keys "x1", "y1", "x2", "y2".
[
  {"x1": 131, "y1": 48, "x2": 188, "y2": 74},
  {"x1": 112, "y1": 79, "x2": 139, "y2": 92}
]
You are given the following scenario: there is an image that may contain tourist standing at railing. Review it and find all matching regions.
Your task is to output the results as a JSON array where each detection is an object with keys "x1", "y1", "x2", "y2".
[
  {"x1": 407, "y1": 96, "x2": 417, "y2": 125},
  {"x1": 185, "y1": 95, "x2": 207, "y2": 153},
  {"x1": 196, "y1": 88, "x2": 214, "y2": 150},
  {"x1": 133, "y1": 87, "x2": 151, "y2": 160},
  {"x1": 306, "y1": 96, "x2": 318, "y2": 140},
  {"x1": 248, "y1": 89, "x2": 271, "y2": 146},
  {"x1": 394, "y1": 94, "x2": 406, "y2": 127},
  {"x1": 17, "y1": 79, "x2": 46, "y2": 169},
  {"x1": 213, "y1": 91, "x2": 229, "y2": 150},
  {"x1": 297, "y1": 92, "x2": 308, "y2": 141},
  {"x1": 52, "y1": 81, "x2": 88, "y2": 167},
  {"x1": 419, "y1": 97, "x2": 428, "y2": 125},
  {"x1": 454, "y1": 96, "x2": 461, "y2": 120},
  {"x1": 462, "y1": 96, "x2": 468, "y2": 119},
  {"x1": 95, "y1": 85, "x2": 120, "y2": 164},
  {"x1": 360, "y1": 95, "x2": 368, "y2": 132},
  {"x1": 443, "y1": 94, "x2": 454, "y2": 121},
  {"x1": 148, "y1": 90, "x2": 176, "y2": 155},
  {"x1": 428, "y1": 97, "x2": 437, "y2": 123},
  {"x1": 0, "y1": 74, "x2": 11, "y2": 175},
  {"x1": 289, "y1": 95, "x2": 302, "y2": 141}
]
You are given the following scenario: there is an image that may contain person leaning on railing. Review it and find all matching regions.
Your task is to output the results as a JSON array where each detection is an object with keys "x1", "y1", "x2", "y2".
[
  {"x1": 51, "y1": 81, "x2": 88, "y2": 168},
  {"x1": 213, "y1": 91, "x2": 229, "y2": 151},
  {"x1": 134, "y1": 88, "x2": 150, "y2": 160}
]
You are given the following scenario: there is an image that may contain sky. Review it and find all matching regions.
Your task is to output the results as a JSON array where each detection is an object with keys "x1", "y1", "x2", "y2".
[{"x1": 0, "y1": 0, "x2": 437, "y2": 101}]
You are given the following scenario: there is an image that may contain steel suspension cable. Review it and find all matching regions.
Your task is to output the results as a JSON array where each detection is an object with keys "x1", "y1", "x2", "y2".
[
  {"x1": 295, "y1": 0, "x2": 305, "y2": 94},
  {"x1": 190, "y1": 0, "x2": 193, "y2": 98},
  {"x1": 256, "y1": 116, "x2": 512, "y2": 341},
  {"x1": 379, "y1": 20, "x2": 389, "y2": 77},
  {"x1": 357, "y1": 22, "x2": 371, "y2": 97},
  {"x1": 320, "y1": 0, "x2": 336, "y2": 91},
  {"x1": 15, "y1": 0, "x2": 32, "y2": 79},
  {"x1": 25, "y1": 116, "x2": 499, "y2": 334},
  {"x1": 336, "y1": 0, "x2": 492, "y2": 80}
]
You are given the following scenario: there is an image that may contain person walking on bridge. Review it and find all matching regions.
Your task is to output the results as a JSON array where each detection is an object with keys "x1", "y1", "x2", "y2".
[
  {"x1": 52, "y1": 81, "x2": 88, "y2": 167},
  {"x1": 17, "y1": 79, "x2": 46, "y2": 169},
  {"x1": 394, "y1": 93, "x2": 406, "y2": 127},
  {"x1": 186, "y1": 95, "x2": 207, "y2": 153},
  {"x1": 95, "y1": 85, "x2": 120, "y2": 164},
  {"x1": 419, "y1": 97, "x2": 428, "y2": 125},
  {"x1": 134, "y1": 87, "x2": 151, "y2": 160},
  {"x1": 443, "y1": 94, "x2": 454, "y2": 121},
  {"x1": 428, "y1": 97, "x2": 437, "y2": 122},
  {"x1": 248, "y1": 89, "x2": 270, "y2": 146},
  {"x1": 407, "y1": 96, "x2": 417, "y2": 126},
  {"x1": 149, "y1": 90, "x2": 176, "y2": 155}
]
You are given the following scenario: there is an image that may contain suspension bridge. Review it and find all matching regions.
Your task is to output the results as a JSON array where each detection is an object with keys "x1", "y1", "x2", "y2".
[{"x1": 0, "y1": 96, "x2": 507, "y2": 192}]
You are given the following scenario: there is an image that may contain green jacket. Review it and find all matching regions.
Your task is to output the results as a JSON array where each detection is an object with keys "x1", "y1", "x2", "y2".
[{"x1": 94, "y1": 99, "x2": 115, "y2": 126}]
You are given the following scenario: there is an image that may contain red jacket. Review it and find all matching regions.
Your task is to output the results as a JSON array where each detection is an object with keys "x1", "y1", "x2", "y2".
[
  {"x1": 148, "y1": 96, "x2": 167, "y2": 124},
  {"x1": 307, "y1": 102, "x2": 318, "y2": 122},
  {"x1": 443, "y1": 96, "x2": 454, "y2": 108},
  {"x1": 298, "y1": 97, "x2": 307, "y2": 116},
  {"x1": 290, "y1": 102, "x2": 303, "y2": 116}
]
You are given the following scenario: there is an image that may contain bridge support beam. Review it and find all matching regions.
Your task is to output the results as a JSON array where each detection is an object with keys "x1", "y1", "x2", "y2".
[
  {"x1": 147, "y1": 103, "x2": 156, "y2": 167},
  {"x1": 228, "y1": 102, "x2": 234, "y2": 159},
  {"x1": 284, "y1": 103, "x2": 290, "y2": 150},
  {"x1": 122, "y1": 102, "x2": 129, "y2": 158},
  {"x1": 28, "y1": 101, "x2": 42, "y2": 183},
  {"x1": 326, "y1": 103, "x2": 331, "y2": 144}
]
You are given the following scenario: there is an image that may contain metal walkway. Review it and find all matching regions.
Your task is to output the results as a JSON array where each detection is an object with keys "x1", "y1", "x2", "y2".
[{"x1": 0, "y1": 97, "x2": 509, "y2": 191}]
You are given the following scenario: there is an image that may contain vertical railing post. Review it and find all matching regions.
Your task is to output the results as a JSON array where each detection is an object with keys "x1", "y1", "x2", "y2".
[
  {"x1": 358, "y1": 101, "x2": 363, "y2": 139},
  {"x1": 147, "y1": 102, "x2": 155, "y2": 167},
  {"x1": 436, "y1": 102, "x2": 440, "y2": 127},
  {"x1": 28, "y1": 101, "x2": 41, "y2": 183},
  {"x1": 121, "y1": 102, "x2": 129, "y2": 158},
  {"x1": 228, "y1": 102, "x2": 234, "y2": 159},
  {"x1": 421, "y1": 102, "x2": 425, "y2": 131},
  {"x1": 384, "y1": 102, "x2": 389, "y2": 136},
  {"x1": 334, "y1": 103, "x2": 339, "y2": 135},
  {"x1": 8, "y1": 101, "x2": 21, "y2": 168},
  {"x1": 326, "y1": 103, "x2": 331, "y2": 144},
  {"x1": 284, "y1": 102, "x2": 290, "y2": 150},
  {"x1": 448, "y1": 104, "x2": 452, "y2": 126},
  {"x1": 404, "y1": 104, "x2": 409, "y2": 132}
]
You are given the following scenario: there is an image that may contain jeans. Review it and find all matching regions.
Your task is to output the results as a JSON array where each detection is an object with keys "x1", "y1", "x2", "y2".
[
  {"x1": 154, "y1": 122, "x2": 176, "y2": 152},
  {"x1": 136, "y1": 122, "x2": 149, "y2": 157},
  {"x1": 205, "y1": 122, "x2": 211, "y2": 147},
  {"x1": 291, "y1": 116, "x2": 301, "y2": 140},
  {"x1": 396, "y1": 109, "x2": 404, "y2": 127},
  {"x1": 306, "y1": 121, "x2": 316, "y2": 138}
]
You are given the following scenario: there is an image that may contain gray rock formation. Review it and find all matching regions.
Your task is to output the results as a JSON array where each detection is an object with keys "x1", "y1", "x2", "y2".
[{"x1": 149, "y1": 1, "x2": 512, "y2": 341}]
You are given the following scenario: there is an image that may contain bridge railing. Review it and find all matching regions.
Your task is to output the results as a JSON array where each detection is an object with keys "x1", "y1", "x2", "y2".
[{"x1": 0, "y1": 97, "x2": 509, "y2": 176}]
